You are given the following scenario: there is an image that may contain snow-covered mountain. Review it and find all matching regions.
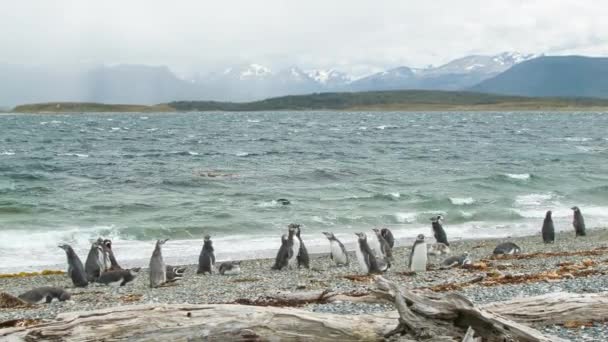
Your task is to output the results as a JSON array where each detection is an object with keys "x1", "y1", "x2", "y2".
[
  {"x1": 305, "y1": 69, "x2": 352, "y2": 88},
  {"x1": 422, "y1": 52, "x2": 541, "y2": 76}
]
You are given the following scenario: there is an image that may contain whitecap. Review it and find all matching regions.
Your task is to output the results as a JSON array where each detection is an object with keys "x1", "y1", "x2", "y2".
[
  {"x1": 58, "y1": 153, "x2": 89, "y2": 158},
  {"x1": 388, "y1": 192, "x2": 400, "y2": 198},
  {"x1": 235, "y1": 152, "x2": 250, "y2": 157},
  {"x1": 376, "y1": 125, "x2": 397, "y2": 130},
  {"x1": 140, "y1": 116, "x2": 149, "y2": 120},
  {"x1": 514, "y1": 193, "x2": 553, "y2": 206},
  {"x1": 449, "y1": 197, "x2": 475, "y2": 205},
  {"x1": 1, "y1": 151, "x2": 15, "y2": 156},
  {"x1": 247, "y1": 119, "x2": 260, "y2": 123},
  {"x1": 358, "y1": 126, "x2": 367, "y2": 130},
  {"x1": 187, "y1": 151, "x2": 199, "y2": 156},
  {"x1": 505, "y1": 173, "x2": 531, "y2": 180},
  {"x1": 394, "y1": 212, "x2": 416, "y2": 223},
  {"x1": 459, "y1": 210, "x2": 474, "y2": 218},
  {"x1": 564, "y1": 137, "x2": 592, "y2": 142},
  {"x1": 111, "y1": 127, "x2": 121, "y2": 131}
]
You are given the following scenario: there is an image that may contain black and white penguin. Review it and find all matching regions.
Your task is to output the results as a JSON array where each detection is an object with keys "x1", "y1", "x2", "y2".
[
  {"x1": 166, "y1": 265, "x2": 186, "y2": 282},
  {"x1": 271, "y1": 234, "x2": 293, "y2": 270},
  {"x1": 293, "y1": 224, "x2": 310, "y2": 269},
  {"x1": 149, "y1": 239, "x2": 168, "y2": 288},
  {"x1": 541, "y1": 210, "x2": 555, "y2": 244},
  {"x1": 322, "y1": 232, "x2": 349, "y2": 266},
  {"x1": 276, "y1": 198, "x2": 291, "y2": 205},
  {"x1": 355, "y1": 232, "x2": 388, "y2": 274},
  {"x1": 84, "y1": 239, "x2": 106, "y2": 282},
  {"x1": 380, "y1": 228, "x2": 395, "y2": 248},
  {"x1": 58, "y1": 244, "x2": 89, "y2": 287},
  {"x1": 493, "y1": 242, "x2": 521, "y2": 255},
  {"x1": 571, "y1": 206, "x2": 586, "y2": 237},
  {"x1": 96, "y1": 268, "x2": 140, "y2": 286},
  {"x1": 428, "y1": 242, "x2": 451, "y2": 256},
  {"x1": 219, "y1": 261, "x2": 241, "y2": 275},
  {"x1": 287, "y1": 224, "x2": 300, "y2": 269},
  {"x1": 431, "y1": 215, "x2": 449, "y2": 246},
  {"x1": 18, "y1": 287, "x2": 71, "y2": 304},
  {"x1": 441, "y1": 252, "x2": 471, "y2": 269},
  {"x1": 408, "y1": 234, "x2": 428, "y2": 272},
  {"x1": 102, "y1": 239, "x2": 122, "y2": 270},
  {"x1": 197, "y1": 235, "x2": 215, "y2": 274},
  {"x1": 372, "y1": 228, "x2": 393, "y2": 264}
]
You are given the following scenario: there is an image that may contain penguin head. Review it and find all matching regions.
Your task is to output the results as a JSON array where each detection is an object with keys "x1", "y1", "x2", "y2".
[
  {"x1": 416, "y1": 234, "x2": 425, "y2": 242},
  {"x1": 204, "y1": 235, "x2": 211, "y2": 241},
  {"x1": 103, "y1": 239, "x2": 112, "y2": 250},
  {"x1": 281, "y1": 234, "x2": 288, "y2": 242},
  {"x1": 322, "y1": 232, "x2": 335, "y2": 240},
  {"x1": 372, "y1": 228, "x2": 381, "y2": 235},
  {"x1": 156, "y1": 239, "x2": 169, "y2": 246},
  {"x1": 571, "y1": 206, "x2": 579, "y2": 211},
  {"x1": 545, "y1": 210, "x2": 552, "y2": 218},
  {"x1": 58, "y1": 244, "x2": 72, "y2": 252},
  {"x1": 59, "y1": 292, "x2": 71, "y2": 301},
  {"x1": 355, "y1": 232, "x2": 367, "y2": 241}
]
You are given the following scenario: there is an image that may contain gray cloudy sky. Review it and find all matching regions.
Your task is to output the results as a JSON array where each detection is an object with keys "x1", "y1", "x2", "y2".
[{"x1": 2, "y1": 0, "x2": 607, "y2": 75}]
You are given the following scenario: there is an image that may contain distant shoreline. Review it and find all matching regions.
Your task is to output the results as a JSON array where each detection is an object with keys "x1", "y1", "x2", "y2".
[{"x1": 9, "y1": 90, "x2": 608, "y2": 113}]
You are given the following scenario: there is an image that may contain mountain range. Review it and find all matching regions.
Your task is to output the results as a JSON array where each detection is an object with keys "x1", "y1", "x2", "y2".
[{"x1": 2, "y1": 52, "x2": 608, "y2": 107}]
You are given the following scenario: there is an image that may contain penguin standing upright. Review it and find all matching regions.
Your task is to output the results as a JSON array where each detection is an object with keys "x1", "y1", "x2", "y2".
[
  {"x1": 84, "y1": 240, "x2": 105, "y2": 282},
  {"x1": 571, "y1": 206, "x2": 586, "y2": 237},
  {"x1": 408, "y1": 234, "x2": 428, "y2": 272},
  {"x1": 271, "y1": 234, "x2": 292, "y2": 270},
  {"x1": 293, "y1": 224, "x2": 309, "y2": 269},
  {"x1": 372, "y1": 228, "x2": 393, "y2": 264},
  {"x1": 322, "y1": 232, "x2": 349, "y2": 266},
  {"x1": 102, "y1": 239, "x2": 122, "y2": 270},
  {"x1": 542, "y1": 210, "x2": 555, "y2": 244},
  {"x1": 354, "y1": 232, "x2": 388, "y2": 274},
  {"x1": 431, "y1": 215, "x2": 449, "y2": 246},
  {"x1": 197, "y1": 235, "x2": 215, "y2": 274},
  {"x1": 287, "y1": 224, "x2": 300, "y2": 269},
  {"x1": 58, "y1": 244, "x2": 88, "y2": 287},
  {"x1": 149, "y1": 239, "x2": 168, "y2": 288},
  {"x1": 381, "y1": 228, "x2": 395, "y2": 248}
]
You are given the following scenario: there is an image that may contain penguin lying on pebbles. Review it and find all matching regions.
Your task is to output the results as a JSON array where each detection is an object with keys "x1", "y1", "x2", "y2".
[
  {"x1": 428, "y1": 242, "x2": 451, "y2": 256},
  {"x1": 166, "y1": 265, "x2": 186, "y2": 281},
  {"x1": 96, "y1": 268, "x2": 140, "y2": 286},
  {"x1": 493, "y1": 242, "x2": 521, "y2": 255},
  {"x1": 197, "y1": 235, "x2": 215, "y2": 274},
  {"x1": 149, "y1": 239, "x2": 168, "y2": 288},
  {"x1": 441, "y1": 252, "x2": 471, "y2": 269},
  {"x1": 219, "y1": 261, "x2": 241, "y2": 275},
  {"x1": 571, "y1": 206, "x2": 586, "y2": 237},
  {"x1": 431, "y1": 215, "x2": 449, "y2": 246},
  {"x1": 355, "y1": 232, "x2": 389, "y2": 274},
  {"x1": 18, "y1": 287, "x2": 71, "y2": 304},
  {"x1": 322, "y1": 232, "x2": 349, "y2": 266},
  {"x1": 381, "y1": 228, "x2": 395, "y2": 248},
  {"x1": 58, "y1": 244, "x2": 89, "y2": 287},
  {"x1": 408, "y1": 234, "x2": 427, "y2": 272}
]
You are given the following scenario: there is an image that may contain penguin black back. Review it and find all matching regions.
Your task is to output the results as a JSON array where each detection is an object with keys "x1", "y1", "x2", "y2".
[
  {"x1": 84, "y1": 240, "x2": 104, "y2": 282},
  {"x1": 103, "y1": 239, "x2": 122, "y2": 270},
  {"x1": 58, "y1": 244, "x2": 88, "y2": 287},
  {"x1": 294, "y1": 225, "x2": 310, "y2": 269},
  {"x1": 272, "y1": 234, "x2": 293, "y2": 270},
  {"x1": 542, "y1": 210, "x2": 555, "y2": 243},
  {"x1": 380, "y1": 228, "x2": 395, "y2": 248},
  {"x1": 198, "y1": 235, "x2": 215, "y2": 274},
  {"x1": 572, "y1": 206, "x2": 586, "y2": 237},
  {"x1": 431, "y1": 216, "x2": 449, "y2": 246},
  {"x1": 18, "y1": 287, "x2": 71, "y2": 304},
  {"x1": 356, "y1": 233, "x2": 382, "y2": 274}
]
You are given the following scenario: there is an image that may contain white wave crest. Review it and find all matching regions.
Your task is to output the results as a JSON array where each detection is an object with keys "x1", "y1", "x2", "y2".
[
  {"x1": 394, "y1": 212, "x2": 416, "y2": 223},
  {"x1": 1, "y1": 151, "x2": 15, "y2": 156},
  {"x1": 450, "y1": 197, "x2": 475, "y2": 205},
  {"x1": 515, "y1": 193, "x2": 553, "y2": 206},
  {"x1": 505, "y1": 173, "x2": 531, "y2": 180},
  {"x1": 235, "y1": 152, "x2": 250, "y2": 157}
]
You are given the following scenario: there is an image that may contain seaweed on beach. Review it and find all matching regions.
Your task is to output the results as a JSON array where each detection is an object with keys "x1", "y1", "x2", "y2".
[
  {"x1": 343, "y1": 274, "x2": 375, "y2": 282},
  {"x1": 0, "y1": 270, "x2": 64, "y2": 279},
  {"x1": 0, "y1": 318, "x2": 42, "y2": 328}
]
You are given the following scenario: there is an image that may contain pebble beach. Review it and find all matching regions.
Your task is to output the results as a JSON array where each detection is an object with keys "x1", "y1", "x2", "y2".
[{"x1": 2, "y1": 228, "x2": 608, "y2": 341}]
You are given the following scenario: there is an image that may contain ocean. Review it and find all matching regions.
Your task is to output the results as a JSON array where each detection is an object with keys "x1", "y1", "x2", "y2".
[{"x1": 1, "y1": 111, "x2": 607, "y2": 273}]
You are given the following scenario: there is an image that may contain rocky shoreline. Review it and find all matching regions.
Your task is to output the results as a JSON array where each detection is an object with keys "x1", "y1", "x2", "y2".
[{"x1": 2, "y1": 228, "x2": 608, "y2": 341}]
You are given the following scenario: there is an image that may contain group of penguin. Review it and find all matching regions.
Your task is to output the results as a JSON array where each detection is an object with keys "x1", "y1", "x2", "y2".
[{"x1": 15, "y1": 206, "x2": 587, "y2": 305}]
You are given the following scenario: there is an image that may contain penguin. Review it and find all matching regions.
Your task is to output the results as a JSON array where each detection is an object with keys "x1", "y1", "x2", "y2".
[
  {"x1": 276, "y1": 198, "x2": 290, "y2": 205},
  {"x1": 197, "y1": 235, "x2": 215, "y2": 274},
  {"x1": 408, "y1": 234, "x2": 428, "y2": 272},
  {"x1": 372, "y1": 228, "x2": 393, "y2": 264},
  {"x1": 441, "y1": 252, "x2": 471, "y2": 269},
  {"x1": 18, "y1": 287, "x2": 71, "y2": 304},
  {"x1": 271, "y1": 234, "x2": 292, "y2": 270},
  {"x1": 354, "y1": 232, "x2": 388, "y2": 274},
  {"x1": 493, "y1": 242, "x2": 521, "y2": 255},
  {"x1": 102, "y1": 239, "x2": 122, "y2": 270},
  {"x1": 381, "y1": 228, "x2": 395, "y2": 248},
  {"x1": 149, "y1": 239, "x2": 168, "y2": 288},
  {"x1": 431, "y1": 215, "x2": 449, "y2": 246},
  {"x1": 96, "y1": 268, "x2": 140, "y2": 286},
  {"x1": 428, "y1": 242, "x2": 451, "y2": 256},
  {"x1": 84, "y1": 239, "x2": 105, "y2": 282},
  {"x1": 541, "y1": 210, "x2": 555, "y2": 244},
  {"x1": 294, "y1": 224, "x2": 309, "y2": 269},
  {"x1": 322, "y1": 232, "x2": 349, "y2": 266},
  {"x1": 287, "y1": 224, "x2": 300, "y2": 269},
  {"x1": 571, "y1": 206, "x2": 586, "y2": 237},
  {"x1": 219, "y1": 261, "x2": 241, "y2": 275},
  {"x1": 58, "y1": 244, "x2": 89, "y2": 287},
  {"x1": 166, "y1": 265, "x2": 186, "y2": 282}
]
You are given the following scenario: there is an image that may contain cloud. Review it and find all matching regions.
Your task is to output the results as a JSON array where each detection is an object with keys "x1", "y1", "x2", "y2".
[{"x1": 1, "y1": 0, "x2": 607, "y2": 75}]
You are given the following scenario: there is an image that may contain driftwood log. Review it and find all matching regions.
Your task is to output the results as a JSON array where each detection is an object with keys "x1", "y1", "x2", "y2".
[{"x1": 3, "y1": 277, "x2": 608, "y2": 341}]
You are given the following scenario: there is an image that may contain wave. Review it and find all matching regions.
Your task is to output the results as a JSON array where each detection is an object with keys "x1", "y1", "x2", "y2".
[
  {"x1": 504, "y1": 173, "x2": 531, "y2": 180},
  {"x1": 514, "y1": 193, "x2": 554, "y2": 206},
  {"x1": 449, "y1": 197, "x2": 475, "y2": 205},
  {"x1": 57, "y1": 153, "x2": 89, "y2": 158},
  {"x1": 0, "y1": 151, "x2": 15, "y2": 156}
]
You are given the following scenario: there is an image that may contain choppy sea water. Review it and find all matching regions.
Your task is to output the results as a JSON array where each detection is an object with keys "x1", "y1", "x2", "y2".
[{"x1": 1, "y1": 111, "x2": 607, "y2": 272}]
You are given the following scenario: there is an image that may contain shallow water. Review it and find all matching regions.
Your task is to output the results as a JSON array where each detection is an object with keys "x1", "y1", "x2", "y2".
[{"x1": 1, "y1": 111, "x2": 607, "y2": 272}]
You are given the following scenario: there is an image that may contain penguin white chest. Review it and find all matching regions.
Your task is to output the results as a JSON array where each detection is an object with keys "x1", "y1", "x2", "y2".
[
  {"x1": 410, "y1": 242, "x2": 427, "y2": 272},
  {"x1": 289, "y1": 238, "x2": 300, "y2": 267},
  {"x1": 223, "y1": 265, "x2": 241, "y2": 275},
  {"x1": 355, "y1": 246, "x2": 369, "y2": 273},
  {"x1": 330, "y1": 241, "x2": 347, "y2": 265}
]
